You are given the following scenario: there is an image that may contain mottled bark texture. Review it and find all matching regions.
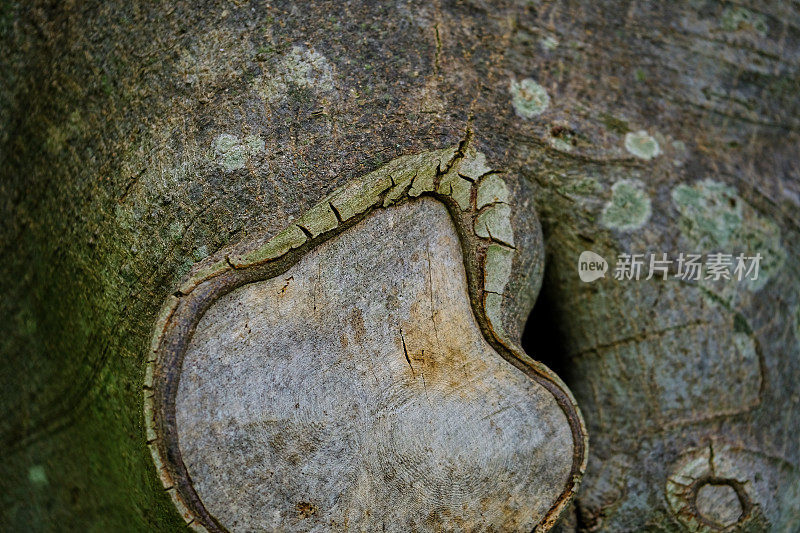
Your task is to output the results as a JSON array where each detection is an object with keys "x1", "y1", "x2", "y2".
[{"x1": 1, "y1": 0, "x2": 798, "y2": 531}]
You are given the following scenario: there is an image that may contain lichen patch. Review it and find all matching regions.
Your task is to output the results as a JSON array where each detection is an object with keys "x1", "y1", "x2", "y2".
[
  {"x1": 672, "y1": 179, "x2": 785, "y2": 290},
  {"x1": 601, "y1": 179, "x2": 651, "y2": 232},
  {"x1": 254, "y1": 46, "x2": 335, "y2": 104},
  {"x1": 477, "y1": 174, "x2": 510, "y2": 209},
  {"x1": 475, "y1": 204, "x2": 515, "y2": 247},
  {"x1": 484, "y1": 244, "x2": 515, "y2": 294},
  {"x1": 457, "y1": 147, "x2": 492, "y2": 181},
  {"x1": 28, "y1": 465, "x2": 47, "y2": 486},
  {"x1": 510, "y1": 78, "x2": 550, "y2": 118},
  {"x1": 212, "y1": 133, "x2": 264, "y2": 172},
  {"x1": 624, "y1": 130, "x2": 661, "y2": 160}
]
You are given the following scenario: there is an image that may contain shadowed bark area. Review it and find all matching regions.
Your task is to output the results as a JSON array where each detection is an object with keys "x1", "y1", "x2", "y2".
[{"x1": 1, "y1": 0, "x2": 798, "y2": 531}]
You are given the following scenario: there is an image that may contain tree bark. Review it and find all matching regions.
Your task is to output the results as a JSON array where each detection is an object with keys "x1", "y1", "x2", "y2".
[{"x1": 1, "y1": 1, "x2": 798, "y2": 531}]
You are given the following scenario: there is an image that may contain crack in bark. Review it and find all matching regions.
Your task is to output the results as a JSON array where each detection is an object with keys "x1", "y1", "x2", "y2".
[{"x1": 400, "y1": 329, "x2": 414, "y2": 375}]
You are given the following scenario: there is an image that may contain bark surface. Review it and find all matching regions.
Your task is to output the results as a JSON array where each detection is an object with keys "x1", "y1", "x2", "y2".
[{"x1": 1, "y1": 1, "x2": 798, "y2": 531}]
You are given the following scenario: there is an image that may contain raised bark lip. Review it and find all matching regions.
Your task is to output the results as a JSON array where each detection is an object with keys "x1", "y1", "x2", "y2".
[
  {"x1": 689, "y1": 476, "x2": 752, "y2": 529},
  {"x1": 143, "y1": 143, "x2": 588, "y2": 532}
]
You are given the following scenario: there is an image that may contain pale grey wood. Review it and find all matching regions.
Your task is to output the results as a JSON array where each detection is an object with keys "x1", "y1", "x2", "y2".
[{"x1": 176, "y1": 198, "x2": 573, "y2": 532}]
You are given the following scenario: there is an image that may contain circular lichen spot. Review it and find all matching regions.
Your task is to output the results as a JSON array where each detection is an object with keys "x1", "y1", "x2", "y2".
[
  {"x1": 193, "y1": 245, "x2": 209, "y2": 262},
  {"x1": 28, "y1": 465, "x2": 48, "y2": 486},
  {"x1": 509, "y1": 78, "x2": 550, "y2": 118},
  {"x1": 213, "y1": 133, "x2": 239, "y2": 154},
  {"x1": 695, "y1": 482, "x2": 743, "y2": 527},
  {"x1": 212, "y1": 133, "x2": 265, "y2": 172},
  {"x1": 280, "y1": 47, "x2": 334, "y2": 92},
  {"x1": 220, "y1": 145, "x2": 247, "y2": 171},
  {"x1": 549, "y1": 137, "x2": 573, "y2": 152},
  {"x1": 624, "y1": 130, "x2": 661, "y2": 160},
  {"x1": 244, "y1": 134, "x2": 265, "y2": 154},
  {"x1": 601, "y1": 179, "x2": 651, "y2": 231},
  {"x1": 254, "y1": 46, "x2": 335, "y2": 104}
]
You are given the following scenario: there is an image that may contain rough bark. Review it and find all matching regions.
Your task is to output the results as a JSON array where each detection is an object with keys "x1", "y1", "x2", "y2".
[{"x1": 1, "y1": 0, "x2": 798, "y2": 531}]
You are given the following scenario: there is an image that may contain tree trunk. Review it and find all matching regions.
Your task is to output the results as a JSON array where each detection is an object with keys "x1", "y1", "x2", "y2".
[{"x1": 1, "y1": 1, "x2": 798, "y2": 531}]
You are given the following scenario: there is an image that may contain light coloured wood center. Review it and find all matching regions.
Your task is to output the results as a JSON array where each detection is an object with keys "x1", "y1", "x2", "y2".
[{"x1": 176, "y1": 198, "x2": 572, "y2": 531}]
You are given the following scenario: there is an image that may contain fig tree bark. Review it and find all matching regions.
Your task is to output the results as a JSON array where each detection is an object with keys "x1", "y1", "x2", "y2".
[{"x1": 1, "y1": 1, "x2": 798, "y2": 531}]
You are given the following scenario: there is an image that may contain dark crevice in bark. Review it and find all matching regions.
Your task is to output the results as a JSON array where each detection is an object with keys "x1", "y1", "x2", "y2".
[{"x1": 521, "y1": 271, "x2": 571, "y2": 384}]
